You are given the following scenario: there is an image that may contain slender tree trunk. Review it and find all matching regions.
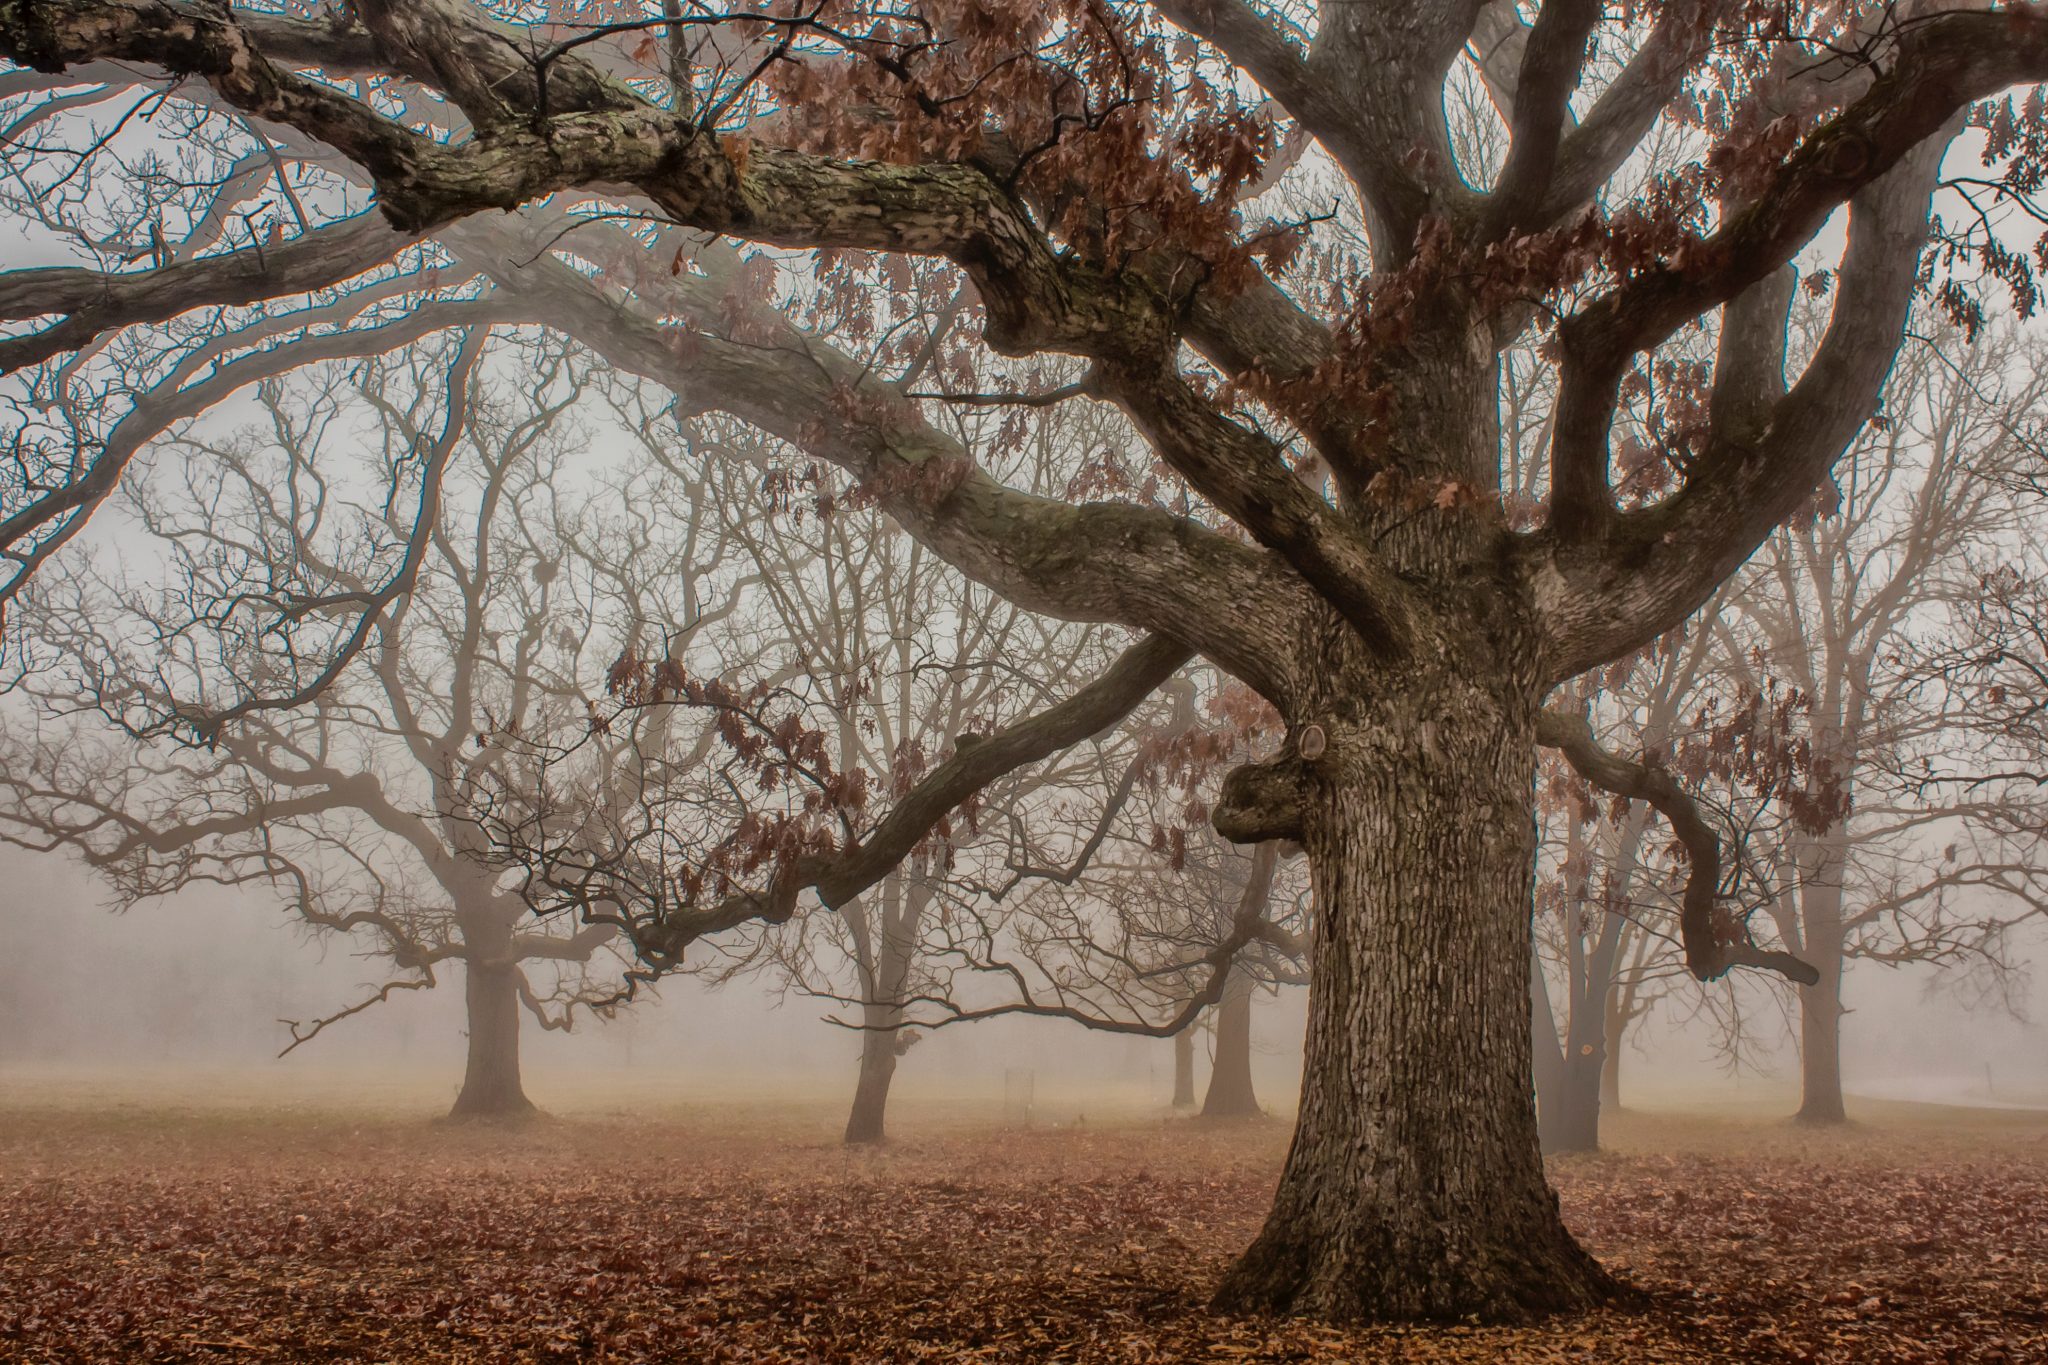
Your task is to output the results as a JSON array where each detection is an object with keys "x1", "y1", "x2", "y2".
[
  {"x1": 1543, "y1": 899, "x2": 1626, "y2": 1154},
  {"x1": 1201, "y1": 968, "x2": 1261, "y2": 1119},
  {"x1": 1529, "y1": 950, "x2": 1569, "y2": 1150},
  {"x1": 844, "y1": 998, "x2": 900, "y2": 1144},
  {"x1": 1797, "y1": 931, "x2": 1848, "y2": 1124},
  {"x1": 1172, "y1": 1022, "x2": 1198, "y2": 1109},
  {"x1": 448, "y1": 955, "x2": 534, "y2": 1120},
  {"x1": 1215, "y1": 658, "x2": 1613, "y2": 1320},
  {"x1": 841, "y1": 872, "x2": 925, "y2": 1145},
  {"x1": 1600, "y1": 919, "x2": 1657, "y2": 1114},
  {"x1": 1599, "y1": 999, "x2": 1625, "y2": 1111},
  {"x1": 1533, "y1": 960, "x2": 1601, "y2": 1154},
  {"x1": 1795, "y1": 828, "x2": 1850, "y2": 1125},
  {"x1": 1542, "y1": 1052, "x2": 1603, "y2": 1155}
]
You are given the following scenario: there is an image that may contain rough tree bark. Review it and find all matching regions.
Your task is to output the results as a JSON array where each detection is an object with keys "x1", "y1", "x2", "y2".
[{"x1": 1213, "y1": 614, "x2": 1613, "y2": 1318}]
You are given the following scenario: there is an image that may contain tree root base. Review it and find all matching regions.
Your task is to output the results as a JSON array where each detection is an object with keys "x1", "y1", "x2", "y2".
[{"x1": 1211, "y1": 1219, "x2": 1624, "y2": 1324}]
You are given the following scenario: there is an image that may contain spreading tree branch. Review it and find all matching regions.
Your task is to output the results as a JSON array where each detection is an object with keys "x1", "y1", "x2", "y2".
[{"x1": 1538, "y1": 706, "x2": 1820, "y2": 985}]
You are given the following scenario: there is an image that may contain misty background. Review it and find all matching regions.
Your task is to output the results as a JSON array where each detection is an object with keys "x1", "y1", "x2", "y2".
[{"x1": 7, "y1": 840, "x2": 2042, "y2": 1115}]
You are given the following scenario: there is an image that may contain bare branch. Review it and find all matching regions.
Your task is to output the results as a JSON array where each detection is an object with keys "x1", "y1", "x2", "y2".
[{"x1": 1538, "y1": 705, "x2": 1819, "y2": 985}]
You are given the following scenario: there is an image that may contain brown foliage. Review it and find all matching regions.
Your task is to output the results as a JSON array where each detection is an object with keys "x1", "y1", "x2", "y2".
[{"x1": 0, "y1": 1102, "x2": 2041, "y2": 1363}]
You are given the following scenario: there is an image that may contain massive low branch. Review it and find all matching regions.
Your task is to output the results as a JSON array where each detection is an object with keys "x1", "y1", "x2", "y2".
[
  {"x1": 0, "y1": 212, "x2": 412, "y2": 375},
  {"x1": 444, "y1": 218, "x2": 1304, "y2": 691},
  {"x1": 541, "y1": 633, "x2": 1191, "y2": 965},
  {"x1": 1536, "y1": 707, "x2": 1819, "y2": 986},
  {"x1": 0, "y1": 0, "x2": 1157, "y2": 361}
]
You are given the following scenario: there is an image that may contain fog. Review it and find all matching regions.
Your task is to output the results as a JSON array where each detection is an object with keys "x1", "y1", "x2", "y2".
[{"x1": 8, "y1": 840, "x2": 2043, "y2": 1118}]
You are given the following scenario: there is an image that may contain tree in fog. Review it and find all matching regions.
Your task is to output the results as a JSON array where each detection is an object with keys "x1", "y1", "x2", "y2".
[
  {"x1": 909, "y1": 675, "x2": 1310, "y2": 1121},
  {"x1": 1170, "y1": 840, "x2": 1299, "y2": 1121},
  {"x1": 1531, "y1": 617, "x2": 1714, "y2": 1153},
  {"x1": 486, "y1": 473, "x2": 1306, "y2": 1136},
  {"x1": 1922, "y1": 570, "x2": 2048, "y2": 974},
  {"x1": 0, "y1": 338, "x2": 745, "y2": 1116},
  {"x1": 1532, "y1": 320, "x2": 2048, "y2": 1146},
  {"x1": 583, "y1": 404, "x2": 1151, "y2": 1145},
  {"x1": 1708, "y1": 323, "x2": 2048, "y2": 1123},
  {"x1": 10, "y1": 0, "x2": 2048, "y2": 1318}
]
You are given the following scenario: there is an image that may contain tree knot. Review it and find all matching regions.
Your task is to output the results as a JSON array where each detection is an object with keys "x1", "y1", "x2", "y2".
[{"x1": 1213, "y1": 754, "x2": 1305, "y2": 844}]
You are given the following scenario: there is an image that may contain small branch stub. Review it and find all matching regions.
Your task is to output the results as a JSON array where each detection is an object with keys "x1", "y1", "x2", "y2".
[{"x1": 1297, "y1": 724, "x2": 1327, "y2": 761}]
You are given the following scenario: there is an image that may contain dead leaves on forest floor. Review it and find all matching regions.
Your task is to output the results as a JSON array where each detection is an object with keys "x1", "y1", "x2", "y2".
[{"x1": 0, "y1": 1101, "x2": 2042, "y2": 1363}]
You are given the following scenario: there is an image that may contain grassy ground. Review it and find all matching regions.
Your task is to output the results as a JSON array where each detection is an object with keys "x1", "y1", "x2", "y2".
[{"x1": 0, "y1": 1079, "x2": 2041, "y2": 1362}]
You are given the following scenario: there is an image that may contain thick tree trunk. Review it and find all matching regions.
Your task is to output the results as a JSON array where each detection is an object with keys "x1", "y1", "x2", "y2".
[
  {"x1": 448, "y1": 956, "x2": 535, "y2": 1120},
  {"x1": 844, "y1": 1000, "x2": 901, "y2": 1145},
  {"x1": 1215, "y1": 658, "x2": 1614, "y2": 1321},
  {"x1": 1201, "y1": 968, "x2": 1261, "y2": 1119},
  {"x1": 1172, "y1": 1023, "x2": 1198, "y2": 1109}
]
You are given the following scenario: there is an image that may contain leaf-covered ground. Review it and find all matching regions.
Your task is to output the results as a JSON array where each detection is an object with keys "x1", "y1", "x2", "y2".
[{"x1": 1, "y1": 1090, "x2": 2043, "y2": 1362}]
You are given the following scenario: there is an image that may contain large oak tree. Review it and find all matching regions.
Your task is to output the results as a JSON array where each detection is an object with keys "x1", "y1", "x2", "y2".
[{"x1": 7, "y1": 0, "x2": 2048, "y2": 1322}]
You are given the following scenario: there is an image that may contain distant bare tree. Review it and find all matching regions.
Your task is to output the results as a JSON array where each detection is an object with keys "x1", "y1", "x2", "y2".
[
  {"x1": 1532, "y1": 615, "x2": 1717, "y2": 1153},
  {"x1": 1715, "y1": 323, "x2": 2048, "y2": 1124},
  {"x1": 0, "y1": 335, "x2": 746, "y2": 1116},
  {"x1": 652, "y1": 409, "x2": 1143, "y2": 1145},
  {"x1": 895, "y1": 670, "x2": 1310, "y2": 1116},
  {"x1": 1532, "y1": 320, "x2": 2048, "y2": 1138}
]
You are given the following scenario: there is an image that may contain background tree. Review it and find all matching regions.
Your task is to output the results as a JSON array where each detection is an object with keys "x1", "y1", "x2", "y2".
[
  {"x1": 0, "y1": 334, "x2": 746, "y2": 1116},
  {"x1": 1532, "y1": 616, "x2": 1713, "y2": 1153},
  {"x1": 1710, "y1": 320, "x2": 2048, "y2": 1123},
  {"x1": 921, "y1": 676, "x2": 1309, "y2": 1123},
  {"x1": 637, "y1": 405, "x2": 1146, "y2": 1145},
  {"x1": 1531, "y1": 316, "x2": 2048, "y2": 1146},
  {"x1": 9, "y1": 0, "x2": 2048, "y2": 1321}
]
